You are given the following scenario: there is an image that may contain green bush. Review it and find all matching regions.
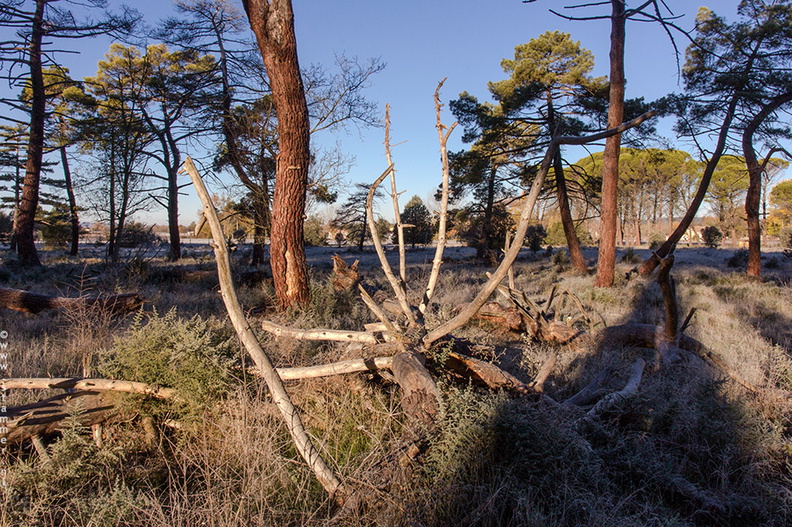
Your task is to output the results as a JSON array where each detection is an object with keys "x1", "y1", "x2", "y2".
[
  {"x1": 648, "y1": 231, "x2": 666, "y2": 250},
  {"x1": 702, "y1": 225, "x2": 723, "y2": 248},
  {"x1": 39, "y1": 204, "x2": 72, "y2": 247},
  {"x1": 304, "y1": 215, "x2": 327, "y2": 246},
  {"x1": 98, "y1": 309, "x2": 239, "y2": 417},
  {"x1": 727, "y1": 248, "x2": 749, "y2": 268},
  {"x1": 525, "y1": 224, "x2": 547, "y2": 253},
  {"x1": 621, "y1": 247, "x2": 641, "y2": 264},
  {"x1": 118, "y1": 221, "x2": 159, "y2": 248}
]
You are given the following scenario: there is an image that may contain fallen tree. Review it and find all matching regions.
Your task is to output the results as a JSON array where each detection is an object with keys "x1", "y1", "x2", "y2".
[{"x1": 0, "y1": 288, "x2": 142, "y2": 314}]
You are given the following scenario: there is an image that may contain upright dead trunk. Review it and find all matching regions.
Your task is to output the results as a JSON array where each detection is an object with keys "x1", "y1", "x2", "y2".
[
  {"x1": 742, "y1": 92, "x2": 792, "y2": 277},
  {"x1": 243, "y1": 0, "x2": 310, "y2": 308},
  {"x1": 594, "y1": 0, "x2": 626, "y2": 287},
  {"x1": 59, "y1": 144, "x2": 79, "y2": 255},
  {"x1": 15, "y1": 0, "x2": 46, "y2": 266}
]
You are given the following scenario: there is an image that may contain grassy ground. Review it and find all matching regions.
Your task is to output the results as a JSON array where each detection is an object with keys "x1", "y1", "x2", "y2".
[{"x1": 1, "y1": 244, "x2": 791, "y2": 526}]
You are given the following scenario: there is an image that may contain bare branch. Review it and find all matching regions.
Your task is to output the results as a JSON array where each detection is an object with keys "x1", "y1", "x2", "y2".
[
  {"x1": 384, "y1": 103, "x2": 407, "y2": 283},
  {"x1": 182, "y1": 157, "x2": 343, "y2": 500},
  {"x1": 261, "y1": 319, "x2": 393, "y2": 344},
  {"x1": 1, "y1": 378, "x2": 177, "y2": 399},
  {"x1": 421, "y1": 78, "x2": 457, "y2": 314},
  {"x1": 366, "y1": 165, "x2": 419, "y2": 326},
  {"x1": 423, "y1": 111, "x2": 656, "y2": 346},
  {"x1": 587, "y1": 359, "x2": 646, "y2": 418}
]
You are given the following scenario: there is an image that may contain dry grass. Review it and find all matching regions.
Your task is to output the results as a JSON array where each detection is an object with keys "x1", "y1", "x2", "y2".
[{"x1": 1, "y1": 245, "x2": 792, "y2": 526}]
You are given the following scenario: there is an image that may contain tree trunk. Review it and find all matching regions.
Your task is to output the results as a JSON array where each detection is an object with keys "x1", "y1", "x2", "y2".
[
  {"x1": 243, "y1": 0, "x2": 310, "y2": 308},
  {"x1": 742, "y1": 92, "x2": 792, "y2": 278},
  {"x1": 639, "y1": 41, "x2": 766, "y2": 275},
  {"x1": 59, "y1": 145, "x2": 80, "y2": 256},
  {"x1": 167, "y1": 166, "x2": 181, "y2": 261},
  {"x1": 548, "y1": 95, "x2": 586, "y2": 274},
  {"x1": 15, "y1": 0, "x2": 46, "y2": 266},
  {"x1": 478, "y1": 166, "x2": 497, "y2": 259},
  {"x1": 594, "y1": 0, "x2": 626, "y2": 287}
]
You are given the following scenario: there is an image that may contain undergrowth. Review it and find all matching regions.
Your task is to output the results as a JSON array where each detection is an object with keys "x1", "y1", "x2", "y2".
[{"x1": 2, "y1": 249, "x2": 792, "y2": 526}]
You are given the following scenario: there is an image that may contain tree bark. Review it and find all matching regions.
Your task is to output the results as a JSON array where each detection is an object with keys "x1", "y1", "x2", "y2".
[
  {"x1": 243, "y1": 0, "x2": 310, "y2": 308},
  {"x1": 742, "y1": 92, "x2": 792, "y2": 277},
  {"x1": 548, "y1": 94, "x2": 586, "y2": 273},
  {"x1": 167, "y1": 164, "x2": 181, "y2": 261},
  {"x1": 59, "y1": 144, "x2": 80, "y2": 256},
  {"x1": 594, "y1": 0, "x2": 626, "y2": 287},
  {"x1": 15, "y1": 0, "x2": 46, "y2": 266}
]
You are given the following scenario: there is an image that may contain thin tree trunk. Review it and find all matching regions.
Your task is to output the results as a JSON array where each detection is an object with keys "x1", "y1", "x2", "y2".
[
  {"x1": 167, "y1": 166, "x2": 181, "y2": 261},
  {"x1": 15, "y1": 0, "x2": 46, "y2": 266},
  {"x1": 554, "y1": 150, "x2": 586, "y2": 272},
  {"x1": 244, "y1": 0, "x2": 310, "y2": 308},
  {"x1": 478, "y1": 166, "x2": 497, "y2": 259},
  {"x1": 595, "y1": 0, "x2": 626, "y2": 287},
  {"x1": 742, "y1": 92, "x2": 792, "y2": 277},
  {"x1": 548, "y1": 94, "x2": 586, "y2": 273},
  {"x1": 59, "y1": 145, "x2": 79, "y2": 256}
]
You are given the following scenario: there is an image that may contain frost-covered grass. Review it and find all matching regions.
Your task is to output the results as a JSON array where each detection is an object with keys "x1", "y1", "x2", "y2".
[{"x1": 1, "y1": 244, "x2": 791, "y2": 526}]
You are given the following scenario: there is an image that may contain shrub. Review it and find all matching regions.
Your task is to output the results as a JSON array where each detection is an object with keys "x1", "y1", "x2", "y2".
[
  {"x1": 648, "y1": 231, "x2": 666, "y2": 250},
  {"x1": 727, "y1": 248, "x2": 749, "y2": 268},
  {"x1": 778, "y1": 227, "x2": 792, "y2": 250},
  {"x1": 118, "y1": 221, "x2": 159, "y2": 248},
  {"x1": 621, "y1": 247, "x2": 641, "y2": 264},
  {"x1": 97, "y1": 309, "x2": 239, "y2": 418},
  {"x1": 702, "y1": 225, "x2": 723, "y2": 248},
  {"x1": 545, "y1": 220, "x2": 592, "y2": 247},
  {"x1": 525, "y1": 224, "x2": 547, "y2": 253},
  {"x1": 39, "y1": 204, "x2": 72, "y2": 248},
  {"x1": 304, "y1": 215, "x2": 327, "y2": 246}
]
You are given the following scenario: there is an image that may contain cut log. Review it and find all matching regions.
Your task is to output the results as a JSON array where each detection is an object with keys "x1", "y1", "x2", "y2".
[
  {"x1": 0, "y1": 287, "x2": 142, "y2": 314},
  {"x1": 391, "y1": 350, "x2": 441, "y2": 431},
  {"x1": 471, "y1": 302, "x2": 525, "y2": 332}
]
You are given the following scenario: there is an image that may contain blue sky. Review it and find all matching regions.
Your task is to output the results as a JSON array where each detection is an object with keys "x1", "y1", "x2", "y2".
[{"x1": 5, "y1": 0, "x2": 748, "y2": 225}]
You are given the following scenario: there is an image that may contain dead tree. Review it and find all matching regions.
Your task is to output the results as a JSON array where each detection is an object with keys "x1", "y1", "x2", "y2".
[{"x1": 3, "y1": 85, "x2": 658, "y2": 506}]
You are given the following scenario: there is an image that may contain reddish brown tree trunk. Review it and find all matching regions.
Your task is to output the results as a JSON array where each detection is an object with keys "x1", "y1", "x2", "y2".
[
  {"x1": 595, "y1": 0, "x2": 626, "y2": 287},
  {"x1": 548, "y1": 95, "x2": 586, "y2": 273},
  {"x1": 742, "y1": 92, "x2": 792, "y2": 278},
  {"x1": 15, "y1": 0, "x2": 46, "y2": 266},
  {"x1": 554, "y1": 150, "x2": 587, "y2": 273},
  {"x1": 243, "y1": 0, "x2": 310, "y2": 308}
]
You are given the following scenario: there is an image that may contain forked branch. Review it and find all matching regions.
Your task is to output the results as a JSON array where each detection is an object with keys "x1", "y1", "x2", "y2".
[
  {"x1": 366, "y1": 164, "x2": 419, "y2": 326},
  {"x1": 423, "y1": 111, "x2": 657, "y2": 347}
]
